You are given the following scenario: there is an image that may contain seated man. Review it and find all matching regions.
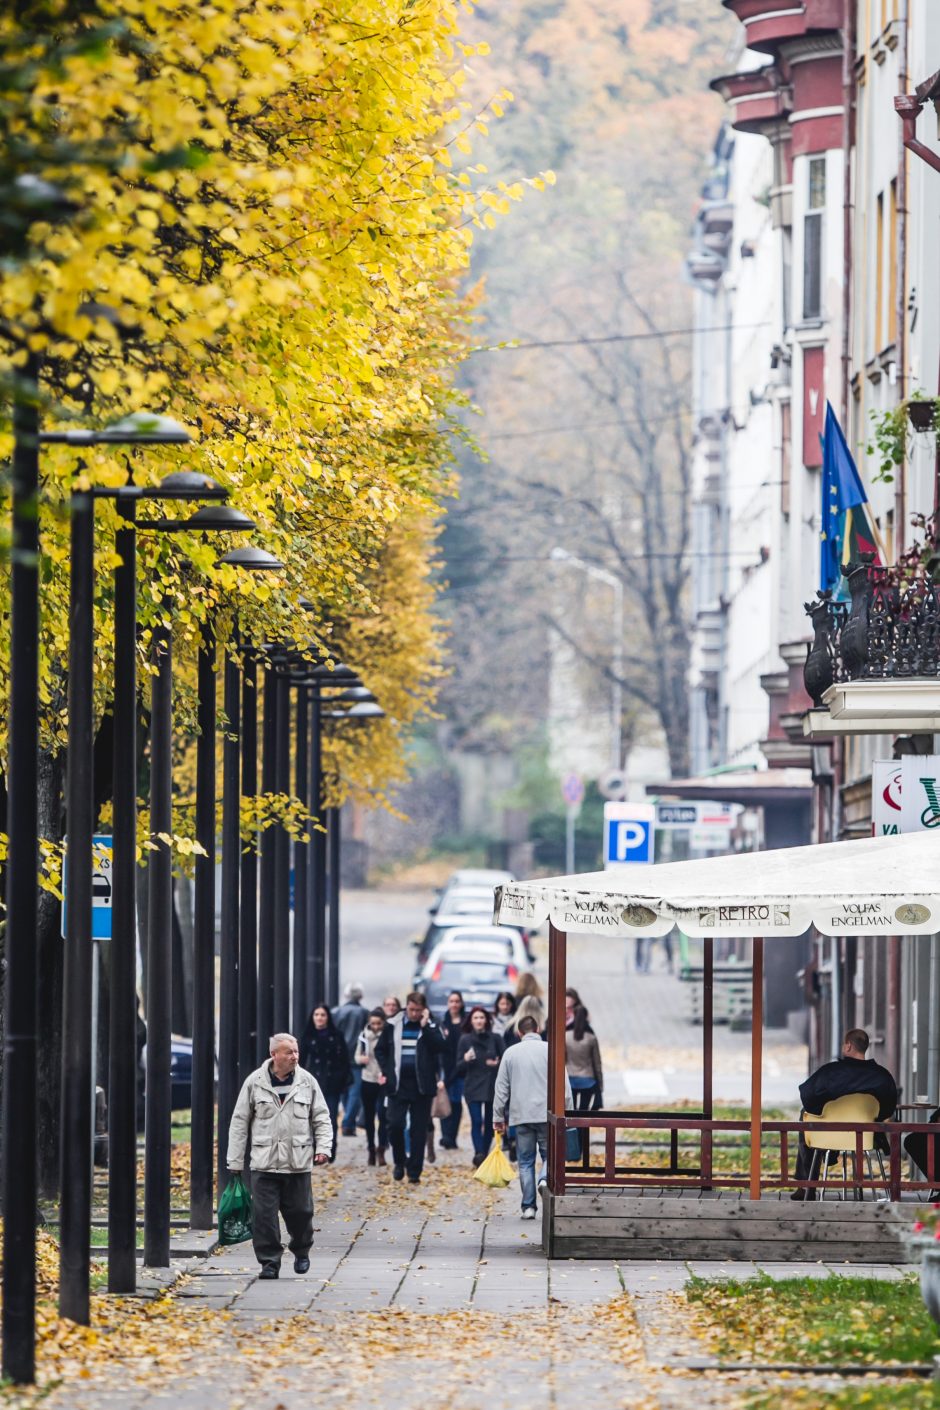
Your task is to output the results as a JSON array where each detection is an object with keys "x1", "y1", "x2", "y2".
[
  {"x1": 904, "y1": 1107, "x2": 940, "y2": 1194},
  {"x1": 790, "y1": 1027, "x2": 897, "y2": 1200}
]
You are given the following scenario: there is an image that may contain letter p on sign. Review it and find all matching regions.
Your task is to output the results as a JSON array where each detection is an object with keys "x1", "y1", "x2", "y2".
[{"x1": 603, "y1": 802, "x2": 655, "y2": 869}]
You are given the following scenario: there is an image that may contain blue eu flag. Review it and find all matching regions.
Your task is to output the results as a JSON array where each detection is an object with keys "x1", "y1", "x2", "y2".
[{"x1": 820, "y1": 402, "x2": 870, "y2": 593}]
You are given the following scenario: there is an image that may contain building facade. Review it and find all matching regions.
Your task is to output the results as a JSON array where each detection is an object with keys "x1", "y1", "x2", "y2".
[{"x1": 689, "y1": 0, "x2": 940, "y2": 1093}]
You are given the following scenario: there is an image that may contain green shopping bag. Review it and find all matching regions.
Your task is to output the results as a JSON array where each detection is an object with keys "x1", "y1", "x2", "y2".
[{"x1": 218, "y1": 1173, "x2": 252, "y2": 1244}]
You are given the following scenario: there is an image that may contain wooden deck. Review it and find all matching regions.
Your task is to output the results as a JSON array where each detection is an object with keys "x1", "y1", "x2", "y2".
[{"x1": 543, "y1": 1187, "x2": 910, "y2": 1262}]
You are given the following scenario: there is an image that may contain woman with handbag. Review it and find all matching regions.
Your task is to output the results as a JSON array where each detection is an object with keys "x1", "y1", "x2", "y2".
[
  {"x1": 356, "y1": 1008, "x2": 394, "y2": 1166},
  {"x1": 457, "y1": 1006, "x2": 504, "y2": 1166},
  {"x1": 300, "y1": 1005, "x2": 351, "y2": 1162}
]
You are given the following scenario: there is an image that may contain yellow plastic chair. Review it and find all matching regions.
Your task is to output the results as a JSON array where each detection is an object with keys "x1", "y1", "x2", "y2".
[{"x1": 803, "y1": 1092, "x2": 887, "y2": 1200}]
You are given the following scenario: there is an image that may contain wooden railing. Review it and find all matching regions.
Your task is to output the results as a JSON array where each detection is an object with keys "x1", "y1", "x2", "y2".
[{"x1": 547, "y1": 1110, "x2": 940, "y2": 1200}]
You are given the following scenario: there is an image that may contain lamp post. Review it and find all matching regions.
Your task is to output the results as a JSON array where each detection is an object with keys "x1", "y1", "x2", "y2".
[
  {"x1": 37, "y1": 420, "x2": 203, "y2": 1316},
  {"x1": 212, "y1": 549, "x2": 283, "y2": 1170},
  {"x1": 107, "y1": 467, "x2": 228, "y2": 1291},
  {"x1": 307, "y1": 664, "x2": 361, "y2": 1007},
  {"x1": 273, "y1": 662, "x2": 292, "y2": 1031},
  {"x1": 550, "y1": 547, "x2": 624, "y2": 772},
  {"x1": 137, "y1": 503, "x2": 255, "y2": 1268},
  {"x1": 321, "y1": 701, "x2": 385, "y2": 1006}
]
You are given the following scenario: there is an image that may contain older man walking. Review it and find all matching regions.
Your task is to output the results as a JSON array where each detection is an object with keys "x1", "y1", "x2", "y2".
[
  {"x1": 227, "y1": 1032, "x2": 333, "y2": 1278},
  {"x1": 494, "y1": 1015, "x2": 571, "y2": 1219}
]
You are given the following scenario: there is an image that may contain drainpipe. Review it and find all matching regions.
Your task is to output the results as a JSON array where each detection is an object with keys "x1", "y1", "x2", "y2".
[
  {"x1": 894, "y1": 93, "x2": 940, "y2": 179},
  {"x1": 840, "y1": 0, "x2": 856, "y2": 430},
  {"x1": 894, "y1": 2, "x2": 909, "y2": 547}
]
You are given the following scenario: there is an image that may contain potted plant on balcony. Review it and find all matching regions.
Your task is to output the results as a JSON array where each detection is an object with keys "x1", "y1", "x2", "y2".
[
  {"x1": 907, "y1": 390, "x2": 939, "y2": 433},
  {"x1": 868, "y1": 394, "x2": 940, "y2": 483}
]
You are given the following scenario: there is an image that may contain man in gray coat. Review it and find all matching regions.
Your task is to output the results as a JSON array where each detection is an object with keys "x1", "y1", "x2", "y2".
[
  {"x1": 228, "y1": 1032, "x2": 334, "y2": 1278},
  {"x1": 493, "y1": 1015, "x2": 572, "y2": 1220}
]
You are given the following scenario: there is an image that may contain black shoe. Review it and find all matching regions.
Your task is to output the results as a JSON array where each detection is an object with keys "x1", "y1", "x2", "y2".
[
  {"x1": 790, "y1": 1188, "x2": 816, "y2": 1201},
  {"x1": 259, "y1": 1263, "x2": 279, "y2": 1280},
  {"x1": 408, "y1": 1176, "x2": 420, "y2": 1185},
  {"x1": 472, "y1": 1153, "x2": 485, "y2": 1168},
  {"x1": 293, "y1": 1256, "x2": 310, "y2": 1274},
  {"x1": 440, "y1": 1140, "x2": 457, "y2": 1150},
  {"x1": 393, "y1": 1165, "x2": 404, "y2": 1181},
  {"x1": 341, "y1": 1129, "x2": 356, "y2": 1137}
]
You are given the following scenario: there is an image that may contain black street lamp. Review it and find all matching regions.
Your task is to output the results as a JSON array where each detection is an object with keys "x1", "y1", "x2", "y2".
[
  {"x1": 212, "y1": 548, "x2": 282, "y2": 1184},
  {"x1": 321, "y1": 701, "x2": 385, "y2": 1007},
  {"x1": 141, "y1": 513, "x2": 259, "y2": 1269},
  {"x1": 40, "y1": 419, "x2": 211, "y2": 1319},
  {"x1": 107, "y1": 466, "x2": 226, "y2": 1294}
]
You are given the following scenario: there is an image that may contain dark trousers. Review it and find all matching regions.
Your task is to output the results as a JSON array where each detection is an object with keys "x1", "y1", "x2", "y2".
[
  {"x1": 467, "y1": 1099, "x2": 494, "y2": 1157},
  {"x1": 361, "y1": 1080, "x2": 388, "y2": 1151},
  {"x1": 387, "y1": 1085, "x2": 433, "y2": 1179},
  {"x1": 440, "y1": 1076, "x2": 463, "y2": 1147},
  {"x1": 323, "y1": 1090, "x2": 340, "y2": 1161},
  {"x1": 250, "y1": 1171, "x2": 313, "y2": 1269}
]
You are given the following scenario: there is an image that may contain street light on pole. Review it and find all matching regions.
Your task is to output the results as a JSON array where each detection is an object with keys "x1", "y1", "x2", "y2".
[
  {"x1": 320, "y1": 701, "x2": 385, "y2": 1006},
  {"x1": 550, "y1": 547, "x2": 624, "y2": 772},
  {"x1": 38, "y1": 417, "x2": 210, "y2": 1317}
]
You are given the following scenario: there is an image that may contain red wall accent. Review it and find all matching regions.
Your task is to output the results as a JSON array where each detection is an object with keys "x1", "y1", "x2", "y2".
[{"x1": 802, "y1": 346, "x2": 825, "y2": 468}]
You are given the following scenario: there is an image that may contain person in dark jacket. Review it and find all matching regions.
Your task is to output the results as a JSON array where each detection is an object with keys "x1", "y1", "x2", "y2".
[
  {"x1": 386, "y1": 993, "x2": 447, "y2": 1184},
  {"x1": 333, "y1": 983, "x2": 370, "y2": 1136},
  {"x1": 457, "y1": 1006, "x2": 504, "y2": 1164},
  {"x1": 300, "y1": 1006, "x2": 351, "y2": 1161},
  {"x1": 438, "y1": 990, "x2": 465, "y2": 1150},
  {"x1": 791, "y1": 1027, "x2": 897, "y2": 1199}
]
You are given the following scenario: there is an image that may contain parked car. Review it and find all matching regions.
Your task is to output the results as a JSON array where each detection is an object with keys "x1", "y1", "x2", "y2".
[
  {"x1": 446, "y1": 868, "x2": 515, "y2": 890},
  {"x1": 414, "y1": 918, "x2": 532, "y2": 982},
  {"x1": 138, "y1": 1033, "x2": 204, "y2": 1112},
  {"x1": 416, "y1": 935, "x2": 524, "y2": 1013},
  {"x1": 430, "y1": 883, "x2": 497, "y2": 917}
]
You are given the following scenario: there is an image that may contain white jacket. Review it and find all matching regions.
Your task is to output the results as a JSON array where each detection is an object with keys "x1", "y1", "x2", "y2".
[
  {"x1": 227, "y1": 1063, "x2": 334, "y2": 1173},
  {"x1": 493, "y1": 1034, "x2": 572, "y2": 1127}
]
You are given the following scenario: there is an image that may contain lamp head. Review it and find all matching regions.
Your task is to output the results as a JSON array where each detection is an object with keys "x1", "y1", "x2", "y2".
[{"x1": 215, "y1": 546, "x2": 284, "y2": 571}]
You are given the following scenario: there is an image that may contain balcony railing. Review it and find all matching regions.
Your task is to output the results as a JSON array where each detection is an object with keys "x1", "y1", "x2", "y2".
[{"x1": 804, "y1": 554, "x2": 940, "y2": 706}]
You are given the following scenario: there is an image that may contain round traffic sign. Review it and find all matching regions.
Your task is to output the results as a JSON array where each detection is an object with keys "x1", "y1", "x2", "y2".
[{"x1": 561, "y1": 773, "x2": 585, "y2": 807}]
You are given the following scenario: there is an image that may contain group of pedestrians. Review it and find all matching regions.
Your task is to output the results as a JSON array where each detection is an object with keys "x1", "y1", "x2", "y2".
[{"x1": 225, "y1": 972, "x2": 604, "y2": 1274}]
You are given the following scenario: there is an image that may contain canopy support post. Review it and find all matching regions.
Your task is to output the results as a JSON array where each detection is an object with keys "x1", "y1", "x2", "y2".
[
  {"x1": 703, "y1": 937, "x2": 714, "y2": 1188},
  {"x1": 548, "y1": 922, "x2": 567, "y2": 1195},
  {"x1": 749, "y1": 937, "x2": 764, "y2": 1200}
]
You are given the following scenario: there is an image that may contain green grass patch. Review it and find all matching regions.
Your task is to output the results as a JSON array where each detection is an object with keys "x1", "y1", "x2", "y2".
[
  {"x1": 746, "y1": 1385, "x2": 939, "y2": 1409},
  {"x1": 686, "y1": 1273, "x2": 937, "y2": 1366}
]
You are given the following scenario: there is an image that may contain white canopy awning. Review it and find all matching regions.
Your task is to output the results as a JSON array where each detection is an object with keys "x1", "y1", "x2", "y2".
[{"x1": 494, "y1": 830, "x2": 940, "y2": 938}]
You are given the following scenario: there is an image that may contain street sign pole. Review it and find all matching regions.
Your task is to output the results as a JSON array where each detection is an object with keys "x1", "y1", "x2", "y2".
[{"x1": 560, "y1": 774, "x2": 585, "y2": 876}]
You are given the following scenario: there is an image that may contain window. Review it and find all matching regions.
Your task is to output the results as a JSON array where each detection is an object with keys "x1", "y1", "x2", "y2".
[
  {"x1": 803, "y1": 157, "x2": 825, "y2": 320},
  {"x1": 888, "y1": 179, "x2": 898, "y2": 346},
  {"x1": 875, "y1": 191, "x2": 885, "y2": 349}
]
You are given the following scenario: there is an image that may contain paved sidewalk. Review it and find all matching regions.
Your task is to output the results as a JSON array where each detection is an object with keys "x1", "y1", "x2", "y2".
[{"x1": 38, "y1": 1137, "x2": 913, "y2": 1410}]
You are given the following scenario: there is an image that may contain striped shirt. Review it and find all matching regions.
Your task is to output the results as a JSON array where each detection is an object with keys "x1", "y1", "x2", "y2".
[{"x1": 400, "y1": 1019, "x2": 421, "y2": 1074}]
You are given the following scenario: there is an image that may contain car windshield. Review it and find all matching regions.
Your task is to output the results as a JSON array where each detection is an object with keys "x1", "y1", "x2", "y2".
[{"x1": 438, "y1": 963, "x2": 508, "y2": 984}]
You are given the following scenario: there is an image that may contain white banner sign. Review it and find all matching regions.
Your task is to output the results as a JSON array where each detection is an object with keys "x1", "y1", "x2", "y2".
[
  {"x1": 900, "y1": 755, "x2": 940, "y2": 834},
  {"x1": 872, "y1": 759, "x2": 903, "y2": 836}
]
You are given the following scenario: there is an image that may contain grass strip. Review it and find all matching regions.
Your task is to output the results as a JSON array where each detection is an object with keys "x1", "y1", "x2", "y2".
[{"x1": 685, "y1": 1273, "x2": 937, "y2": 1366}]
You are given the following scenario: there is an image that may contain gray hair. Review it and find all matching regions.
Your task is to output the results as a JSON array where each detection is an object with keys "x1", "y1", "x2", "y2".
[
  {"x1": 268, "y1": 1032, "x2": 296, "y2": 1054},
  {"x1": 344, "y1": 982, "x2": 364, "y2": 1002}
]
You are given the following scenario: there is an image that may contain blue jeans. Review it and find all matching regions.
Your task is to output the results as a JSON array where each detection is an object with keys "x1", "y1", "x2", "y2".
[
  {"x1": 341, "y1": 1068, "x2": 363, "y2": 1133},
  {"x1": 440, "y1": 1077, "x2": 464, "y2": 1146},
  {"x1": 467, "y1": 1099, "x2": 493, "y2": 1157},
  {"x1": 516, "y1": 1122, "x2": 548, "y2": 1210}
]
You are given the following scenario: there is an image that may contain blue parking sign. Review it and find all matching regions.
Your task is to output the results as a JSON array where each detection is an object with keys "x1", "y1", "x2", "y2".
[{"x1": 603, "y1": 804, "x2": 655, "y2": 868}]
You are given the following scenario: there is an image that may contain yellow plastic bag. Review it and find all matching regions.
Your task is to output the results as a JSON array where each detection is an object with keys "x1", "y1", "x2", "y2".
[{"x1": 472, "y1": 1134, "x2": 516, "y2": 1188}]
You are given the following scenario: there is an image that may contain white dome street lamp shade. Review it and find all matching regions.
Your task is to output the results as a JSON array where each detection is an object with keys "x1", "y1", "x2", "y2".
[
  {"x1": 97, "y1": 412, "x2": 192, "y2": 444},
  {"x1": 326, "y1": 701, "x2": 386, "y2": 721},
  {"x1": 215, "y1": 546, "x2": 284, "y2": 571}
]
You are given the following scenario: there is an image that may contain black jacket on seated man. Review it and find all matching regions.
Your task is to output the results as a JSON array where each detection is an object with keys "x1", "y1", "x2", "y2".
[
  {"x1": 799, "y1": 1055, "x2": 898, "y2": 1121},
  {"x1": 792, "y1": 1029, "x2": 897, "y2": 1198}
]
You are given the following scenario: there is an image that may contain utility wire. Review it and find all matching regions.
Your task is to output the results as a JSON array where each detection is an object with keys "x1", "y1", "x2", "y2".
[{"x1": 473, "y1": 321, "x2": 771, "y2": 353}]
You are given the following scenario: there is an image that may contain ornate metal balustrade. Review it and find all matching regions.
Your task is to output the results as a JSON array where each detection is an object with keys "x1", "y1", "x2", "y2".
[{"x1": 803, "y1": 553, "x2": 940, "y2": 706}]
